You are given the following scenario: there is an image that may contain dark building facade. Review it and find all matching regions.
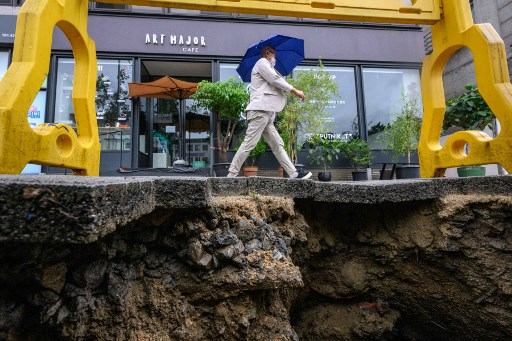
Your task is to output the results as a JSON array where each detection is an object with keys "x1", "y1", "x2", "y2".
[{"x1": 0, "y1": 4, "x2": 426, "y2": 175}]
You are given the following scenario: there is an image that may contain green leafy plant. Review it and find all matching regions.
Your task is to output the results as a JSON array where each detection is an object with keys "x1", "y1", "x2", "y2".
[
  {"x1": 307, "y1": 136, "x2": 344, "y2": 172},
  {"x1": 191, "y1": 78, "x2": 249, "y2": 163},
  {"x1": 382, "y1": 93, "x2": 422, "y2": 163},
  {"x1": 340, "y1": 138, "x2": 372, "y2": 171},
  {"x1": 278, "y1": 61, "x2": 339, "y2": 164},
  {"x1": 444, "y1": 84, "x2": 494, "y2": 131}
]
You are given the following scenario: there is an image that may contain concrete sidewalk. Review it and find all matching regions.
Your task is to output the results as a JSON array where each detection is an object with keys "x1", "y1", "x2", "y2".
[{"x1": 1, "y1": 174, "x2": 511, "y2": 243}]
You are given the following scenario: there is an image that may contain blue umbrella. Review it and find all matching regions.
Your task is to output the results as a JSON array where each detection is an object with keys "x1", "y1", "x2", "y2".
[{"x1": 236, "y1": 34, "x2": 305, "y2": 82}]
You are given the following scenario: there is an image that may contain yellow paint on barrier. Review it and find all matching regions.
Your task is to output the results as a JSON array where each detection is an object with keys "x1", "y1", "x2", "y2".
[
  {"x1": 419, "y1": 0, "x2": 512, "y2": 177},
  {"x1": 0, "y1": 0, "x2": 99, "y2": 175},
  {"x1": 0, "y1": 0, "x2": 511, "y2": 177}
]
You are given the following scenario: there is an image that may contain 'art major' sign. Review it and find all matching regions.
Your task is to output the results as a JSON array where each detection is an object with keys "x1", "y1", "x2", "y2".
[{"x1": 145, "y1": 33, "x2": 206, "y2": 53}]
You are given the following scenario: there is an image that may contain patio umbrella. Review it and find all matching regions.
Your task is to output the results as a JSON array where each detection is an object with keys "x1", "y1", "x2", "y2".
[
  {"x1": 128, "y1": 76, "x2": 200, "y2": 162},
  {"x1": 128, "y1": 75, "x2": 198, "y2": 100},
  {"x1": 236, "y1": 34, "x2": 305, "y2": 82}
]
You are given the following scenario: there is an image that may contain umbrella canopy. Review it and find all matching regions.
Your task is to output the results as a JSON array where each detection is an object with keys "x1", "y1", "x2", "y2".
[
  {"x1": 236, "y1": 34, "x2": 305, "y2": 82},
  {"x1": 128, "y1": 75, "x2": 198, "y2": 100}
]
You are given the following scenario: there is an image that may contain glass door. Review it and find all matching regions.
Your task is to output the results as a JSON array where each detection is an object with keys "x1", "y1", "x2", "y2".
[
  {"x1": 184, "y1": 98, "x2": 210, "y2": 169},
  {"x1": 151, "y1": 98, "x2": 180, "y2": 168},
  {"x1": 137, "y1": 59, "x2": 212, "y2": 169}
]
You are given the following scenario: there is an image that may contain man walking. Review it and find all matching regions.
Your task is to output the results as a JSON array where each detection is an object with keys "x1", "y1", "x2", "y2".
[{"x1": 227, "y1": 45, "x2": 312, "y2": 179}]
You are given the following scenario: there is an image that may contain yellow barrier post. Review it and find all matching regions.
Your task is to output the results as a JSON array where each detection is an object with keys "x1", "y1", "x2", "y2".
[
  {"x1": 0, "y1": 0, "x2": 100, "y2": 175},
  {"x1": 419, "y1": 0, "x2": 512, "y2": 177}
]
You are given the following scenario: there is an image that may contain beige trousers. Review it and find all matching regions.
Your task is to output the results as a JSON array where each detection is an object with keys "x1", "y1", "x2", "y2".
[{"x1": 229, "y1": 110, "x2": 296, "y2": 176}]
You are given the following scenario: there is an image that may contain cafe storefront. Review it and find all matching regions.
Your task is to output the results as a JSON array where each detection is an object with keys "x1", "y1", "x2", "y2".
[{"x1": 0, "y1": 11, "x2": 425, "y2": 175}]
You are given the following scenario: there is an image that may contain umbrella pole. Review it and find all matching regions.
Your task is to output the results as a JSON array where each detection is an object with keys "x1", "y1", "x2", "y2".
[{"x1": 179, "y1": 100, "x2": 186, "y2": 162}]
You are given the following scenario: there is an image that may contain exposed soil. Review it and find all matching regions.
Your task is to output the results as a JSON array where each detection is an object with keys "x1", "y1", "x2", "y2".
[{"x1": 1, "y1": 193, "x2": 512, "y2": 340}]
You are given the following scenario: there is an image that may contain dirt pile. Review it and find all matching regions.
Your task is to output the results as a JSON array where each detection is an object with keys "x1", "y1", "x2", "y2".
[{"x1": 1, "y1": 193, "x2": 511, "y2": 340}]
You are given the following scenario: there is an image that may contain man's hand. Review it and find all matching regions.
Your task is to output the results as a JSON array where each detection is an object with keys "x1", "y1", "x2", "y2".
[{"x1": 291, "y1": 88, "x2": 305, "y2": 101}]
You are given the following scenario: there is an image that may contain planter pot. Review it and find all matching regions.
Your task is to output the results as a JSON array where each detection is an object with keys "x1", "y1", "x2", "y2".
[
  {"x1": 395, "y1": 164, "x2": 420, "y2": 179},
  {"x1": 352, "y1": 171, "x2": 368, "y2": 181},
  {"x1": 318, "y1": 172, "x2": 332, "y2": 182},
  {"x1": 457, "y1": 166, "x2": 486, "y2": 177},
  {"x1": 212, "y1": 163, "x2": 231, "y2": 177},
  {"x1": 242, "y1": 166, "x2": 258, "y2": 177}
]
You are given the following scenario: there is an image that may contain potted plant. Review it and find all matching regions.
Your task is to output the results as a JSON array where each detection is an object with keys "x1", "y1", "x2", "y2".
[
  {"x1": 382, "y1": 93, "x2": 422, "y2": 179},
  {"x1": 444, "y1": 84, "x2": 495, "y2": 177},
  {"x1": 307, "y1": 136, "x2": 344, "y2": 181},
  {"x1": 340, "y1": 137, "x2": 372, "y2": 181},
  {"x1": 191, "y1": 78, "x2": 249, "y2": 176},
  {"x1": 278, "y1": 61, "x2": 339, "y2": 168},
  {"x1": 242, "y1": 139, "x2": 267, "y2": 177}
]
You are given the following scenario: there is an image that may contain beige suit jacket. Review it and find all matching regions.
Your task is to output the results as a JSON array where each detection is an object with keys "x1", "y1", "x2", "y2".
[{"x1": 245, "y1": 58, "x2": 294, "y2": 113}]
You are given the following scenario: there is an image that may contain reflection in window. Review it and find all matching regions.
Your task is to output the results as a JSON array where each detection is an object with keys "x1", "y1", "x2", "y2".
[
  {"x1": 0, "y1": 50, "x2": 9, "y2": 81},
  {"x1": 220, "y1": 63, "x2": 359, "y2": 140},
  {"x1": 363, "y1": 67, "x2": 421, "y2": 149},
  {"x1": 170, "y1": 8, "x2": 201, "y2": 15},
  {"x1": 294, "y1": 65, "x2": 358, "y2": 140},
  {"x1": 55, "y1": 58, "x2": 133, "y2": 151},
  {"x1": 184, "y1": 97, "x2": 211, "y2": 166},
  {"x1": 93, "y1": 3, "x2": 128, "y2": 10},
  {"x1": 131, "y1": 5, "x2": 165, "y2": 14},
  {"x1": 219, "y1": 63, "x2": 246, "y2": 83},
  {"x1": 200, "y1": 11, "x2": 233, "y2": 17},
  {"x1": 235, "y1": 13, "x2": 267, "y2": 19},
  {"x1": 219, "y1": 63, "x2": 249, "y2": 149}
]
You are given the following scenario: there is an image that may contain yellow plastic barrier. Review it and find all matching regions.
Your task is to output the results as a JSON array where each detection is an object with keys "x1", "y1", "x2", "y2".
[
  {"x1": 419, "y1": 0, "x2": 512, "y2": 177},
  {"x1": 0, "y1": 0, "x2": 99, "y2": 175},
  {"x1": 0, "y1": 0, "x2": 511, "y2": 176}
]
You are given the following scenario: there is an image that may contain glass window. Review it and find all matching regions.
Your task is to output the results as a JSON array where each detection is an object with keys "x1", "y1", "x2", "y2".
[
  {"x1": 219, "y1": 63, "x2": 248, "y2": 148},
  {"x1": 363, "y1": 67, "x2": 422, "y2": 149},
  {"x1": 0, "y1": 50, "x2": 9, "y2": 81},
  {"x1": 200, "y1": 11, "x2": 232, "y2": 17},
  {"x1": 54, "y1": 59, "x2": 74, "y2": 125},
  {"x1": 294, "y1": 65, "x2": 358, "y2": 140},
  {"x1": 219, "y1": 63, "x2": 246, "y2": 83},
  {"x1": 170, "y1": 8, "x2": 200, "y2": 15},
  {"x1": 0, "y1": 0, "x2": 14, "y2": 4},
  {"x1": 55, "y1": 58, "x2": 133, "y2": 151},
  {"x1": 131, "y1": 5, "x2": 165, "y2": 14},
  {"x1": 93, "y1": 3, "x2": 128, "y2": 11},
  {"x1": 235, "y1": 13, "x2": 267, "y2": 19}
]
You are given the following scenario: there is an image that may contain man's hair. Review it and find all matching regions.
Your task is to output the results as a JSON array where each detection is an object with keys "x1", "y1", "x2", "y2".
[{"x1": 260, "y1": 45, "x2": 276, "y2": 58}]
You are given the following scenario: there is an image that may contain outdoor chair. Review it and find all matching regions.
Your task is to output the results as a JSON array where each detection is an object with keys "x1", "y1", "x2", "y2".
[{"x1": 379, "y1": 163, "x2": 396, "y2": 180}]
